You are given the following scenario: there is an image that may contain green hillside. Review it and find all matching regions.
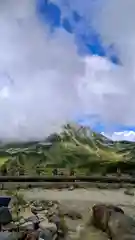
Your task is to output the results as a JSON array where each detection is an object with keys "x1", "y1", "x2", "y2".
[{"x1": 0, "y1": 123, "x2": 134, "y2": 176}]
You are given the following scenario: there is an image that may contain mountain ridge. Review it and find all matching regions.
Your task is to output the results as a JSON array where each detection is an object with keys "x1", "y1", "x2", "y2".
[{"x1": 0, "y1": 123, "x2": 134, "y2": 176}]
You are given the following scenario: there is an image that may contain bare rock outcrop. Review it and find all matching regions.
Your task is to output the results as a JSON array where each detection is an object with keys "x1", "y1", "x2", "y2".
[{"x1": 91, "y1": 204, "x2": 135, "y2": 240}]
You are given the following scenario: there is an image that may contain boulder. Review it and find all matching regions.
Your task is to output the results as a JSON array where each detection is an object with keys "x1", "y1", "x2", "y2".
[
  {"x1": 31, "y1": 201, "x2": 41, "y2": 208},
  {"x1": 1, "y1": 222, "x2": 17, "y2": 231},
  {"x1": 19, "y1": 230, "x2": 39, "y2": 240},
  {"x1": 91, "y1": 204, "x2": 124, "y2": 232},
  {"x1": 31, "y1": 206, "x2": 44, "y2": 215},
  {"x1": 108, "y1": 211, "x2": 135, "y2": 240},
  {"x1": 91, "y1": 204, "x2": 110, "y2": 232},
  {"x1": 91, "y1": 204, "x2": 135, "y2": 240},
  {"x1": 124, "y1": 188, "x2": 134, "y2": 196},
  {"x1": 0, "y1": 231, "x2": 24, "y2": 240},
  {"x1": 0, "y1": 232, "x2": 12, "y2": 240},
  {"x1": 36, "y1": 213, "x2": 46, "y2": 222},
  {"x1": 49, "y1": 214, "x2": 68, "y2": 238},
  {"x1": 19, "y1": 221, "x2": 34, "y2": 231},
  {"x1": 48, "y1": 214, "x2": 61, "y2": 226},
  {"x1": 39, "y1": 229, "x2": 54, "y2": 240},
  {"x1": 26, "y1": 215, "x2": 39, "y2": 223},
  {"x1": 19, "y1": 214, "x2": 40, "y2": 231},
  {"x1": 39, "y1": 220, "x2": 57, "y2": 233}
]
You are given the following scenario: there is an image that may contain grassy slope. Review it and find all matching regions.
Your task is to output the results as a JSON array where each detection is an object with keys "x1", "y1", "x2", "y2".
[
  {"x1": 0, "y1": 157, "x2": 9, "y2": 166},
  {"x1": 0, "y1": 123, "x2": 134, "y2": 175}
]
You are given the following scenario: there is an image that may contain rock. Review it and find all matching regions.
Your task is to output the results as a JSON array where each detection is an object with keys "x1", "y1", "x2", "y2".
[
  {"x1": 19, "y1": 213, "x2": 41, "y2": 231},
  {"x1": 91, "y1": 204, "x2": 109, "y2": 231},
  {"x1": 37, "y1": 213, "x2": 46, "y2": 222},
  {"x1": 1, "y1": 222, "x2": 17, "y2": 231},
  {"x1": 32, "y1": 200, "x2": 41, "y2": 207},
  {"x1": 25, "y1": 203, "x2": 30, "y2": 208},
  {"x1": 91, "y1": 204, "x2": 124, "y2": 232},
  {"x1": 48, "y1": 214, "x2": 61, "y2": 225},
  {"x1": 124, "y1": 188, "x2": 134, "y2": 196},
  {"x1": 48, "y1": 201, "x2": 54, "y2": 207},
  {"x1": 32, "y1": 200, "x2": 58, "y2": 210},
  {"x1": 0, "y1": 232, "x2": 12, "y2": 240},
  {"x1": 49, "y1": 214, "x2": 68, "y2": 238},
  {"x1": 31, "y1": 206, "x2": 44, "y2": 215},
  {"x1": 39, "y1": 220, "x2": 57, "y2": 234},
  {"x1": 19, "y1": 218, "x2": 26, "y2": 225},
  {"x1": 64, "y1": 209, "x2": 82, "y2": 220},
  {"x1": 110, "y1": 205, "x2": 124, "y2": 214},
  {"x1": 0, "y1": 231, "x2": 24, "y2": 240},
  {"x1": 19, "y1": 221, "x2": 34, "y2": 230},
  {"x1": 31, "y1": 208, "x2": 37, "y2": 215},
  {"x1": 57, "y1": 205, "x2": 82, "y2": 220},
  {"x1": 22, "y1": 215, "x2": 41, "y2": 231},
  {"x1": 20, "y1": 230, "x2": 39, "y2": 240},
  {"x1": 47, "y1": 210, "x2": 59, "y2": 220},
  {"x1": 44, "y1": 210, "x2": 48, "y2": 215},
  {"x1": 0, "y1": 207, "x2": 12, "y2": 225},
  {"x1": 68, "y1": 186, "x2": 74, "y2": 191},
  {"x1": 39, "y1": 229, "x2": 54, "y2": 240},
  {"x1": 26, "y1": 215, "x2": 39, "y2": 223},
  {"x1": 108, "y1": 212, "x2": 135, "y2": 240},
  {"x1": 91, "y1": 204, "x2": 135, "y2": 240}
]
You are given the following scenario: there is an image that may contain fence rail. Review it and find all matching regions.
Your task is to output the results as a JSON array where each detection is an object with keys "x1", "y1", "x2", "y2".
[{"x1": 0, "y1": 175, "x2": 134, "y2": 183}]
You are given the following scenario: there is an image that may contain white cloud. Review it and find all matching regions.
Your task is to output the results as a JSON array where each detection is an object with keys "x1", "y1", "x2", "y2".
[
  {"x1": 103, "y1": 131, "x2": 135, "y2": 142},
  {"x1": 50, "y1": 0, "x2": 135, "y2": 127},
  {"x1": 1, "y1": 0, "x2": 135, "y2": 141},
  {"x1": 0, "y1": 0, "x2": 85, "y2": 141}
]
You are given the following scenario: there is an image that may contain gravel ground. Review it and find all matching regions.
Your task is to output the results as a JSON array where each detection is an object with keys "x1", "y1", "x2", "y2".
[
  {"x1": 22, "y1": 188, "x2": 135, "y2": 218},
  {"x1": 20, "y1": 188, "x2": 135, "y2": 240},
  {"x1": 23, "y1": 188, "x2": 135, "y2": 205},
  {"x1": 5, "y1": 187, "x2": 134, "y2": 240}
]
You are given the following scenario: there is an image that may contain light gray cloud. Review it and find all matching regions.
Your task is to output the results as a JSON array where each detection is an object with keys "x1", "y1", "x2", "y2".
[
  {"x1": 1, "y1": 0, "x2": 135, "y2": 141},
  {"x1": 91, "y1": 0, "x2": 135, "y2": 126},
  {"x1": 0, "y1": 0, "x2": 86, "y2": 141}
]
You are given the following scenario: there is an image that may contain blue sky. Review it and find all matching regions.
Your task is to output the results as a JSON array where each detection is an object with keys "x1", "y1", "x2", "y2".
[
  {"x1": 36, "y1": 0, "x2": 135, "y2": 136},
  {"x1": 37, "y1": 0, "x2": 120, "y2": 64}
]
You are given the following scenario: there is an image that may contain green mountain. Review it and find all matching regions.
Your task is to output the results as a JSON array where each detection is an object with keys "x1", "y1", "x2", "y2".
[{"x1": 0, "y1": 123, "x2": 135, "y2": 176}]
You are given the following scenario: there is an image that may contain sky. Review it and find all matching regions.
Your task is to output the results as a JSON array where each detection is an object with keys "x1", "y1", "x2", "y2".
[{"x1": 0, "y1": 0, "x2": 135, "y2": 141}]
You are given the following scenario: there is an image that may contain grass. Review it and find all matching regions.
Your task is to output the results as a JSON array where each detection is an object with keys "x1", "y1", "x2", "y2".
[
  {"x1": 0, "y1": 157, "x2": 9, "y2": 166},
  {"x1": 43, "y1": 168, "x2": 88, "y2": 176},
  {"x1": 0, "y1": 124, "x2": 128, "y2": 177}
]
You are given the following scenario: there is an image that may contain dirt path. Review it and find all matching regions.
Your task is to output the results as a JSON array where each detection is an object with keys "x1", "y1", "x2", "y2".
[
  {"x1": 22, "y1": 188, "x2": 135, "y2": 217},
  {"x1": 23, "y1": 188, "x2": 135, "y2": 205}
]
